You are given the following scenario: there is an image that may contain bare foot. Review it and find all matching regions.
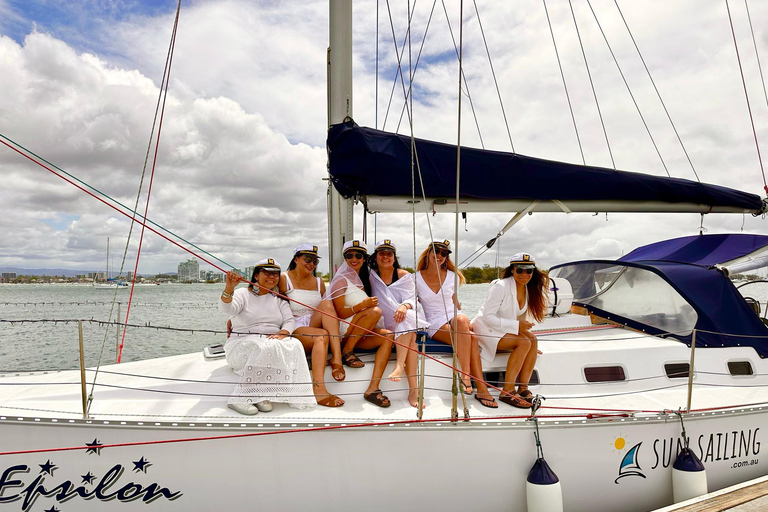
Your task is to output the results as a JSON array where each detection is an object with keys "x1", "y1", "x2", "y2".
[
  {"x1": 388, "y1": 361, "x2": 405, "y2": 382},
  {"x1": 408, "y1": 388, "x2": 424, "y2": 408}
]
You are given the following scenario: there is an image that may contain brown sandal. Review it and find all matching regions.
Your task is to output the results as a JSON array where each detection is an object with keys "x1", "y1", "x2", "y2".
[
  {"x1": 498, "y1": 392, "x2": 532, "y2": 409},
  {"x1": 330, "y1": 362, "x2": 346, "y2": 382},
  {"x1": 518, "y1": 389, "x2": 534, "y2": 403},
  {"x1": 341, "y1": 351, "x2": 365, "y2": 368},
  {"x1": 317, "y1": 394, "x2": 344, "y2": 407},
  {"x1": 363, "y1": 389, "x2": 391, "y2": 408}
]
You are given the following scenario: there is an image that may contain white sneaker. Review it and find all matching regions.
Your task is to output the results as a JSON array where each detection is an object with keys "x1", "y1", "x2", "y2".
[
  {"x1": 256, "y1": 400, "x2": 273, "y2": 412},
  {"x1": 228, "y1": 403, "x2": 258, "y2": 415}
]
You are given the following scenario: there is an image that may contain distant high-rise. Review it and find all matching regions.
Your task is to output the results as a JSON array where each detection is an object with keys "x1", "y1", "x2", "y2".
[{"x1": 178, "y1": 258, "x2": 200, "y2": 283}]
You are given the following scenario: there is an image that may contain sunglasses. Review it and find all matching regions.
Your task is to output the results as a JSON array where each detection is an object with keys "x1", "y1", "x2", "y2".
[
  {"x1": 344, "y1": 252, "x2": 366, "y2": 260},
  {"x1": 259, "y1": 269, "x2": 281, "y2": 278},
  {"x1": 515, "y1": 267, "x2": 534, "y2": 275},
  {"x1": 433, "y1": 249, "x2": 450, "y2": 258},
  {"x1": 301, "y1": 255, "x2": 319, "y2": 265},
  {"x1": 377, "y1": 250, "x2": 394, "y2": 257}
]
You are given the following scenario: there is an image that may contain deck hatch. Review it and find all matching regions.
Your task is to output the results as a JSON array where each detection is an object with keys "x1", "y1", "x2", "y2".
[
  {"x1": 727, "y1": 361, "x2": 754, "y2": 376},
  {"x1": 664, "y1": 363, "x2": 690, "y2": 379},
  {"x1": 584, "y1": 366, "x2": 626, "y2": 382}
]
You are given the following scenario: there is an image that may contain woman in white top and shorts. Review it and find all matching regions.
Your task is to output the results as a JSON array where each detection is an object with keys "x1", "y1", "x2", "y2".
[
  {"x1": 326, "y1": 240, "x2": 394, "y2": 408},
  {"x1": 471, "y1": 252, "x2": 547, "y2": 409},
  {"x1": 219, "y1": 259, "x2": 315, "y2": 415},
  {"x1": 279, "y1": 244, "x2": 344, "y2": 408},
  {"x1": 415, "y1": 240, "x2": 497, "y2": 409}
]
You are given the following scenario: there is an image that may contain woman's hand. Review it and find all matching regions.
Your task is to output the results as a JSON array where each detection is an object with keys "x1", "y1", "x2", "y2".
[
  {"x1": 520, "y1": 320, "x2": 535, "y2": 332},
  {"x1": 225, "y1": 270, "x2": 241, "y2": 289},
  {"x1": 267, "y1": 331, "x2": 290, "y2": 340},
  {"x1": 362, "y1": 297, "x2": 378, "y2": 309},
  {"x1": 393, "y1": 304, "x2": 408, "y2": 323}
]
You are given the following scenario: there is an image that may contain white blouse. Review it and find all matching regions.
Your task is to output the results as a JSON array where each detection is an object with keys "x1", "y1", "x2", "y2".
[{"x1": 219, "y1": 287, "x2": 295, "y2": 335}]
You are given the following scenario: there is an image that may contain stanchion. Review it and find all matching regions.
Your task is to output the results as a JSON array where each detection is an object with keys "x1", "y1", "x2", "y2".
[
  {"x1": 686, "y1": 329, "x2": 697, "y2": 412},
  {"x1": 78, "y1": 320, "x2": 87, "y2": 418},
  {"x1": 417, "y1": 330, "x2": 426, "y2": 420}
]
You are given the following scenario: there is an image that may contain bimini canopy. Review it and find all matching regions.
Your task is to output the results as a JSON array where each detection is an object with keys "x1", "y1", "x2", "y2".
[
  {"x1": 327, "y1": 120, "x2": 766, "y2": 214},
  {"x1": 621, "y1": 233, "x2": 768, "y2": 276},
  {"x1": 550, "y1": 259, "x2": 768, "y2": 357}
]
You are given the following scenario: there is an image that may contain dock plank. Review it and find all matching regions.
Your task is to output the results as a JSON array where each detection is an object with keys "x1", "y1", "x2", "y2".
[{"x1": 667, "y1": 481, "x2": 768, "y2": 512}]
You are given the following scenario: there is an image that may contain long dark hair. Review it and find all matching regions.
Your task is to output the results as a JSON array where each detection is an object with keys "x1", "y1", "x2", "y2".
[
  {"x1": 288, "y1": 254, "x2": 318, "y2": 276},
  {"x1": 357, "y1": 255, "x2": 373, "y2": 296},
  {"x1": 369, "y1": 250, "x2": 401, "y2": 284},
  {"x1": 501, "y1": 265, "x2": 549, "y2": 322},
  {"x1": 248, "y1": 267, "x2": 282, "y2": 296}
]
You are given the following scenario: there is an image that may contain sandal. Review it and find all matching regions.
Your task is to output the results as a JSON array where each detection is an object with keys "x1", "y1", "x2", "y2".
[
  {"x1": 330, "y1": 362, "x2": 346, "y2": 381},
  {"x1": 518, "y1": 389, "x2": 534, "y2": 402},
  {"x1": 316, "y1": 394, "x2": 345, "y2": 407},
  {"x1": 363, "y1": 389, "x2": 391, "y2": 408},
  {"x1": 474, "y1": 394, "x2": 498, "y2": 409},
  {"x1": 461, "y1": 378, "x2": 473, "y2": 395},
  {"x1": 341, "y1": 351, "x2": 365, "y2": 368},
  {"x1": 498, "y1": 392, "x2": 532, "y2": 409}
]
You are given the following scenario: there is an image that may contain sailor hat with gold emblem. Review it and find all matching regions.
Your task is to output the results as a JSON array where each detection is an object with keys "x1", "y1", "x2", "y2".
[
  {"x1": 293, "y1": 244, "x2": 321, "y2": 258},
  {"x1": 342, "y1": 240, "x2": 368, "y2": 254},
  {"x1": 509, "y1": 252, "x2": 535, "y2": 268},
  {"x1": 253, "y1": 258, "x2": 281, "y2": 271},
  {"x1": 430, "y1": 239, "x2": 452, "y2": 254},
  {"x1": 374, "y1": 239, "x2": 396, "y2": 252}
]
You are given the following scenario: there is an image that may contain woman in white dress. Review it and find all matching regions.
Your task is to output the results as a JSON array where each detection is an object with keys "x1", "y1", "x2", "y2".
[
  {"x1": 327, "y1": 240, "x2": 394, "y2": 408},
  {"x1": 471, "y1": 252, "x2": 548, "y2": 409},
  {"x1": 219, "y1": 259, "x2": 315, "y2": 415},
  {"x1": 279, "y1": 244, "x2": 344, "y2": 407},
  {"x1": 415, "y1": 240, "x2": 497, "y2": 409},
  {"x1": 369, "y1": 239, "x2": 429, "y2": 408}
]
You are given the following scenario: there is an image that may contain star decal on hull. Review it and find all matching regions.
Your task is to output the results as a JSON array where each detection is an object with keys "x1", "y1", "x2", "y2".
[
  {"x1": 85, "y1": 438, "x2": 103, "y2": 455},
  {"x1": 39, "y1": 460, "x2": 57, "y2": 476},
  {"x1": 132, "y1": 456, "x2": 152, "y2": 473},
  {"x1": 81, "y1": 471, "x2": 96, "y2": 485}
]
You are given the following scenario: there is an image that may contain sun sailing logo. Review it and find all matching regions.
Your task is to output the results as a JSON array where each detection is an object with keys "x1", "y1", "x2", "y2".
[{"x1": 615, "y1": 442, "x2": 647, "y2": 483}]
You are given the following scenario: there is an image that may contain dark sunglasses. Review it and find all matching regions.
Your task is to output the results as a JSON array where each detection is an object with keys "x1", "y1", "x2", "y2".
[
  {"x1": 515, "y1": 267, "x2": 534, "y2": 275},
  {"x1": 433, "y1": 249, "x2": 450, "y2": 258},
  {"x1": 259, "y1": 269, "x2": 281, "y2": 278},
  {"x1": 301, "y1": 255, "x2": 319, "y2": 265},
  {"x1": 377, "y1": 250, "x2": 395, "y2": 257},
  {"x1": 344, "y1": 252, "x2": 365, "y2": 260}
]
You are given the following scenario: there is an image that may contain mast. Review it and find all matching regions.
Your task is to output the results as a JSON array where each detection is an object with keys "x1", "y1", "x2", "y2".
[{"x1": 327, "y1": 0, "x2": 354, "y2": 276}]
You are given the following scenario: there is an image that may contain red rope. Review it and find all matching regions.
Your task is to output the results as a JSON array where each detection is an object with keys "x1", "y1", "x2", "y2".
[
  {"x1": 726, "y1": 0, "x2": 768, "y2": 196},
  {"x1": 118, "y1": 3, "x2": 181, "y2": 363}
]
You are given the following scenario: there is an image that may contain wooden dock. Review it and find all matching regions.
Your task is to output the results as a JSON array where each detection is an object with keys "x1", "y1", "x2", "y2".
[{"x1": 653, "y1": 476, "x2": 768, "y2": 511}]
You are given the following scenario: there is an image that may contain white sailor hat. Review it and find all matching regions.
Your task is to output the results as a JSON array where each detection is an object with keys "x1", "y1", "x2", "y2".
[
  {"x1": 253, "y1": 258, "x2": 281, "y2": 271},
  {"x1": 342, "y1": 240, "x2": 368, "y2": 254},
  {"x1": 509, "y1": 252, "x2": 535, "y2": 267},
  {"x1": 293, "y1": 244, "x2": 321, "y2": 258},
  {"x1": 430, "y1": 239, "x2": 452, "y2": 254},
  {"x1": 374, "y1": 239, "x2": 396, "y2": 252}
]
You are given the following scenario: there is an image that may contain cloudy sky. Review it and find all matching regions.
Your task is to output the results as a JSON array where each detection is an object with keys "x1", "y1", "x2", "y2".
[{"x1": 1, "y1": 0, "x2": 767, "y2": 275}]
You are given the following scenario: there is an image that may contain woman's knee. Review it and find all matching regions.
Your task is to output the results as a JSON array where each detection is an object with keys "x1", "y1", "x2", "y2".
[
  {"x1": 368, "y1": 306, "x2": 383, "y2": 320},
  {"x1": 319, "y1": 300, "x2": 335, "y2": 314}
]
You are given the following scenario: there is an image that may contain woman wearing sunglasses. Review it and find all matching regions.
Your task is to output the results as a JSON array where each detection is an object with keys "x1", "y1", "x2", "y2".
[
  {"x1": 219, "y1": 259, "x2": 315, "y2": 415},
  {"x1": 278, "y1": 244, "x2": 344, "y2": 408},
  {"x1": 325, "y1": 240, "x2": 395, "y2": 408},
  {"x1": 369, "y1": 239, "x2": 429, "y2": 408},
  {"x1": 471, "y1": 253, "x2": 548, "y2": 409},
  {"x1": 415, "y1": 240, "x2": 497, "y2": 409}
]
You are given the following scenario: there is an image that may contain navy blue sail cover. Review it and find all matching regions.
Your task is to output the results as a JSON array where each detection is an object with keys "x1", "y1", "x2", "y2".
[
  {"x1": 621, "y1": 233, "x2": 768, "y2": 266},
  {"x1": 552, "y1": 259, "x2": 768, "y2": 357},
  {"x1": 327, "y1": 120, "x2": 763, "y2": 210}
]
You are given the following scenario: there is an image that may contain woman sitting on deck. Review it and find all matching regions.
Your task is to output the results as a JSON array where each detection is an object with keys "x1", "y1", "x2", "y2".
[
  {"x1": 415, "y1": 240, "x2": 497, "y2": 409},
  {"x1": 278, "y1": 244, "x2": 344, "y2": 407},
  {"x1": 369, "y1": 239, "x2": 429, "y2": 408},
  {"x1": 327, "y1": 240, "x2": 395, "y2": 408},
  {"x1": 219, "y1": 259, "x2": 315, "y2": 415},
  {"x1": 471, "y1": 253, "x2": 547, "y2": 409}
]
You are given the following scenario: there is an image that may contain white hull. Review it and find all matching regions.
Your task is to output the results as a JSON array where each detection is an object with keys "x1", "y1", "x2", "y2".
[{"x1": 1, "y1": 312, "x2": 767, "y2": 511}]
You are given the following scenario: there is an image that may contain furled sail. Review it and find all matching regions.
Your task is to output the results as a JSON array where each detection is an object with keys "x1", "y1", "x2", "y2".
[{"x1": 327, "y1": 120, "x2": 766, "y2": 214}]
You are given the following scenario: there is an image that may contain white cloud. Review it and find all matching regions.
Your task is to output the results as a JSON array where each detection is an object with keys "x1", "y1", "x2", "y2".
[{"x1": 1, "y1": 0, "x2": 767, "y2": 276}]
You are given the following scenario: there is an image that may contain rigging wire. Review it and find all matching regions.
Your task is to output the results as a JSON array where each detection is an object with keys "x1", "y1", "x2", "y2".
[
  {"x1": 382, "y1": 0, "x2": 418, "y2": 131},
  {"x1": 726, "y1": 0, "x2": 768, "y2": 195},
  {"x1": 543, "y1": 0, "x2": 585, "y2": 165},
  {"x1": 585, "y1": 0, "x2": 670, "y2": 177},
  {"x1": 744, "y1": 0, "x2": 768, "y2": 112},
  {"x1": 471, "y1": 0, "x2": 515, "y2": 152},
  {"x1": 567, "y1": 0, "x2": 616, "y2": 170},
  {"x1": 613, "y1": 0, "x2": 700, "y2": 182}
]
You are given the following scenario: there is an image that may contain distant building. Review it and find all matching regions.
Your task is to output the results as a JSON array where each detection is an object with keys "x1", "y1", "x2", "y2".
[
  {"x1": 75, "y1": 274, "x2": 87, "y2": 279},
  {"x1": 126, "y1": 271, "x2": 133, "y2": 281},
  {"x1": 1, "y1": 272, "x2": 16, "y2": 282},
  {"x1": 244, "y1": 266, "x2": 255, "y2": 280},
  {"x1": 178, "y1": 258, "x2": 200, "y2": 283}
]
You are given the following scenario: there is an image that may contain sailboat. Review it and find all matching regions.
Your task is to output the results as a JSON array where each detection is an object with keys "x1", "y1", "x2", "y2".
[
  {"x1": 1, "y1": 2, "x2": 768, "y2": 512},
  {"x1": 92, "y1": 238, "x2": 128, "y2": 290}
]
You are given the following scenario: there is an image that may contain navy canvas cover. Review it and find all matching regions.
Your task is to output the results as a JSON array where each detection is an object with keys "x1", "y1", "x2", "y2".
[
  {"x1": 621, "y1": 234, "x2": 768, "y2": 266},
  {"x1": 327, "y1": 120, "x2": 763, "y2": 211},
  {"x1": 552, "y1": 259, "x2": 768, "y2": 357}
]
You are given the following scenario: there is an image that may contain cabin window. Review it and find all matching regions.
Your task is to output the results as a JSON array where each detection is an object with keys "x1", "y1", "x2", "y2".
[
  {"x1": 728, "y1": 361, "x2": 754, "y2": 376},
  {"x1": 584, "y1": 366, "x2": 626, "y2": 383},
  {"x1": 664, "y1": 363, "x2": 690, "y2": 379}
]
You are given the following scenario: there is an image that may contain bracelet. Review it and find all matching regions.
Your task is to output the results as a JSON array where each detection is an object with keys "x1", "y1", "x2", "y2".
[{"x1": 221, "y1": 291, "x2": 233, "y2": 299}]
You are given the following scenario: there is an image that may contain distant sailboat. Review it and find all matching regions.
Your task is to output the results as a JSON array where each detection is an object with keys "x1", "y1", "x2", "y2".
[{"x1": 93, "y1": 238, "x2": 127, "y2": 289}]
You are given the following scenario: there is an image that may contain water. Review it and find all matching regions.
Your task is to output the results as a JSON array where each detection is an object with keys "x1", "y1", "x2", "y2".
[{"x1": 0, "y1": 282, "x2": 492, "y2": 371}]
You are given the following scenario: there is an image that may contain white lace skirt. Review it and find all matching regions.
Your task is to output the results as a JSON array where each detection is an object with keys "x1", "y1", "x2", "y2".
[{"x1": 224, "y1": 334, "x2": 316, "y2": 409}]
